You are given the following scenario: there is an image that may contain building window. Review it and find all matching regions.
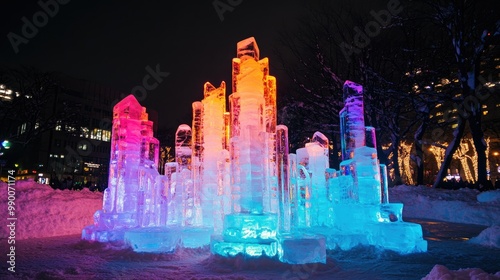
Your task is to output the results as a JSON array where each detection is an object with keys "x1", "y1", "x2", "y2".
[
  {"x1": 66, "y1": 125, "x2": 76, "y2": 132},
  {"x1": 78, "y1": 143, "x2": 88, "y2": 151},
  {"x1": 80, "y1": 127, "x2": 90, "y2": 138},
  {"x1": 55, "y1": 121, "x2": 62, "y2": 131},
  {"x1": 102, "y1": 130, "x2": 111, "y2": 142},
  {"x1": 91, "y1": 128, "x2": 103, "y2": 141}
]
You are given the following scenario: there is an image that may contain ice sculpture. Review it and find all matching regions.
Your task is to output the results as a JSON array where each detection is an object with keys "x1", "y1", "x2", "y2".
[{"x1": 82, "y1": 37, "x2": 427, "y2": 264}]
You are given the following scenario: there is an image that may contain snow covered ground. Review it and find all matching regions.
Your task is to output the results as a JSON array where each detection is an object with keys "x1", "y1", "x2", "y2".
[{"x1": 1, "y1": 180, "x2": 499, "y2": 279}]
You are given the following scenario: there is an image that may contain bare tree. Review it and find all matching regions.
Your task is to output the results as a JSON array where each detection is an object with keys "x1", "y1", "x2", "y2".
[
  {"x1": 275, "y1": 0, "x2": 429, "y2": 184},
  {"x1": 419, "y1": 0, "x2": 500, "y2": 187},
  {"x1": 0, "y1": 66, "x2": 79, "y2": 147}
]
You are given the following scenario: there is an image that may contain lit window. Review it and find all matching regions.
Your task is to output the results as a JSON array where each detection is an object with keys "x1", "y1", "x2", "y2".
[
  {"x1": 49, "y1": 154, "x2": 53, "y2": 157},
  {"x1": 102, "y1": 130, "x2": 111, "y2": 142},
  {"x1": 54, "y1": 154, "x2": 59, "y2": 158},
  {"x1": 21, "y1": 123, "x2": 27, "y2": 134},
  {"x1": 91, "y1": 128, "x2": 102, "y2": 141},
  {"x1": 80, "y1": 127, "x2": 90, "y2": 138},
  {"x1": 483, "y1": 111, "x2": 488, "y2": 115},
  {"x1": 60, "y1": 155, "x2": 65, "y2": 158},
  {"x1": 78, "y1": 144, "x2": 88, "y2": 151},
  {"x1": 55, "y1": 121, "x2": 62, "y2": 131},
  {"x1": 482, "y1": 105, "x2": 487, "y2": 109}
]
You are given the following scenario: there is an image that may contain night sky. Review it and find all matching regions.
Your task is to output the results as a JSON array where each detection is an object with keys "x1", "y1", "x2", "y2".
[{"x1": 1, "y1": 0, "x2": 307, "y2": 129}]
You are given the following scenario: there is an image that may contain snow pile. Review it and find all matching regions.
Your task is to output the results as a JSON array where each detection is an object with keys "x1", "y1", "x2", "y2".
[
  {"x1": 389, "y1": 185, "x2": 500, "y2": 226},
  {"x1": 477, "y1": 190, "x2": 500, "y2": 203},
  {"x1": 422, "y1": 264, "x2": 500, "y2": 280},
  {"x1": 0, "y1": 179, "x2": 102, "y2": 240},
  {"x1": 469, "y1": 225, "x2": 500, "y2": 249}
]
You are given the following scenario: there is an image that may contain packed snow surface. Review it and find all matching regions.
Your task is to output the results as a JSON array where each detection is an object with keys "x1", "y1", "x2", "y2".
[{"x1": 390, "y1": 185, "x2": 500, "y2": 226}]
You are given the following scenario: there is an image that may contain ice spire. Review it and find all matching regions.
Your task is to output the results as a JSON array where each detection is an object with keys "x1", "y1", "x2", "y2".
[
  {"x1": 340, "y1": 81, "x2": 365, "y2": 160},
  {"x1": 201, "y1": 81, "x2": 227, "y2": 231}
]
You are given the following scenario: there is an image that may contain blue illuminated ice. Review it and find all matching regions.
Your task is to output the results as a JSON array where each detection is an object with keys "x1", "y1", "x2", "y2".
[{"x1": 82, "y1": 37, "x2": 427, "y2": 264}]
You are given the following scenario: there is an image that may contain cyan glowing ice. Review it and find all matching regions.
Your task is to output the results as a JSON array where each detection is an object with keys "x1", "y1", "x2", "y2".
[{"x1": 82, "y1": 37, "x2": 427, "y2": 264}]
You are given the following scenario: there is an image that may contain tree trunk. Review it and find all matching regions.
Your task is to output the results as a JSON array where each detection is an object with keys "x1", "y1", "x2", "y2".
[
  {"x1": 469, "y1": 113, "x2": 488, "y2": 184},
  {"x1": 433, "y1": 116, "x2": 466, "y2": 188},
  {"x1": 414, "y1": 119, "x2": 428, "y2": 185},
  {"x1": 391, "y1": 133, "x2": 403, "y2": 186}
]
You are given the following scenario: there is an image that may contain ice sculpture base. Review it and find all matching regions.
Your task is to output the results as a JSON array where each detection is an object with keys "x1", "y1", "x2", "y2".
[
  {"x1": 332, "y1": 203, "x2": 403, "y2": 231},
  {"x1": 277, "y1": 233, "x2": 326, "y2": 264},
  {"x1": 124, "y1": 227, "x2": 182, "y2": 253},
  {"x1": 210, "y1": 234, "x2": 278, "y2": 258},
  {"x1": 314, "y1": 221, "x2": 427, "y2": 254},
  {"x1": 181, "y1": 227, "x2": 214, "y2": 248},
  {"x1": 93, "y1": 210, "x2": 138, "y2": 230},
  {"x1": 81, "y1": 225, "x2": 126, "y2": 244},
  {"x1": 210, "y1": 213, "x2": 279, "y2": 258},
  {"x1": 369, "y1": 222, "x2": 428, "y2": 253},
  {"x1": 223, "y1": 213, "x2": 278, "y2": 242}
]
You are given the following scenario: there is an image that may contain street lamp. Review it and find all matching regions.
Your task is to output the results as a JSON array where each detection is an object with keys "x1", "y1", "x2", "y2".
[{"x1": 2, "y1": 140, "x2": 11, "y2": 149}]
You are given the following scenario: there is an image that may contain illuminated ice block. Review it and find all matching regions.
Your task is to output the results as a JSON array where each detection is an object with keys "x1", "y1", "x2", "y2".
[
  {"x1": 83, "y1": 38, "x2": 426, "y2": 263},
  {"x1": 82, "y1": 94, "x2": 166, "y2": 244},
  {"x1": 276, "y1": 125, "x2": 291, "y2": 232},
  {"x1": 380, "y1": 164, "x2": 390, "y2": 203},
  {"x1": 354, "y1": 146, "x2": 381, "y2": 205},
  {"x1": 278, "y1": 233, "x2": 326, "y2": 264},
  {"x1": 341, "y1": 81, "x2": 365, "y2": 160},
  {"x1": 201, "y1": 81, "x2": 227, "y2": 232},
  {"x1": 124, "y1": 227, "x2": 181, "y2": 253},
  {"x1": 305, "y1": 134, "x2": 329, "y2": 226}
]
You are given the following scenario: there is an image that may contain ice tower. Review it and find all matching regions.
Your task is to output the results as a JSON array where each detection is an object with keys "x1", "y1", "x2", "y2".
[
  {"x1": 210, "y1": 37, "x2": 281, "y2": 259},
  {"x1": 296, "y1": 81, "x2": 427, "y2": 254},
  {"x1": 82, "y1": 37, "x2": 427, "y2": 264},
  {"x1": 81, "y1": 95, "x2": 177, "y2": 251}
]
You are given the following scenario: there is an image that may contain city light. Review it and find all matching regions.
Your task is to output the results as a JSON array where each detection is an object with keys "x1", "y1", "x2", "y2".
[{"x1": 2, "y1": 140, "x2": 11, "y2": 149}]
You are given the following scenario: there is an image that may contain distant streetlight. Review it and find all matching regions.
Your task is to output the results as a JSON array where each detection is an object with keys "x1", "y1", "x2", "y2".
[{"x1": 2, "y1": 140, "x2": 11, "y2": 149}]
